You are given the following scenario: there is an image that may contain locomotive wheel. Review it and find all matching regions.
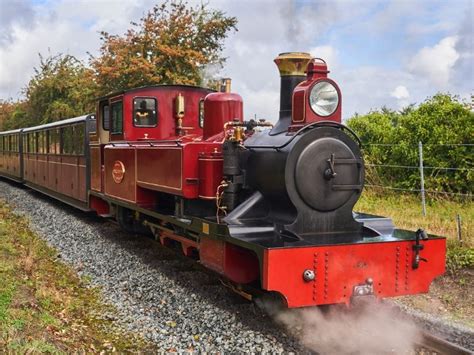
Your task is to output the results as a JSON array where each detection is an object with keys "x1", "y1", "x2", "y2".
[{"x1": 116, "y1": 206, "x2": 151, "y2": 236}]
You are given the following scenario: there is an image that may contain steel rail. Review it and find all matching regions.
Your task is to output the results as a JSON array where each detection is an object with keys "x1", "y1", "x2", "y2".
[{"x1": 417, "y1": 331, "x2": 473, "y2": 354}]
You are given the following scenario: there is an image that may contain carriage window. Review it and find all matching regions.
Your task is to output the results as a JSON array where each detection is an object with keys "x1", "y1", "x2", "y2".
[
  {"x1": 23, "y1": 135, "x2": 28, "y2": 153},
  {"x1": 198, "y1": 99, "x2": 204, "y2": 128},
  {"x1": 45, "y1": 131, "x2": 50, "y2": 154},
  {"x1": 111, "y1": 101, "x2": 123, "y2": 134},
  {"x1": 28, "y1": 133, "x2": 37, "y2": 153},
  {"x1": 47, "y1": 130, "x2": 53, "y2": 154},
  {"x1": 49, "y1": 129, "x2": 59, "y2": 154},
  {"x1": 103, "y1": 104, "x2": 110, "y2": 131},
  {"x1": 62, "y1": 126, "x2": 74, "y2": 154},
  {"x1": 88, "y1": 116, "x2": 97, "y2": 133},
  {"x1": 12, "y1": 134, "x2": 18, "y2": 152},
  {"x1": 43, "y1": 131, "x2": 47, "y2": 153},
  {"x1": 133, "y1": 98, "x2": 157, "y2": 127},
  {"x1": 75, "y1": 124, "x2": 85, "y2": 154},
  {"x1": 38, "y1": 131, "x2": 45, "y2": 153}
]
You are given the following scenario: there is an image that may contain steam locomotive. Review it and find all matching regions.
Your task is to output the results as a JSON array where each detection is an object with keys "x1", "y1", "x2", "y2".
[{"x1": 0, "y1": 52, "x2": 445, "y2": 307}]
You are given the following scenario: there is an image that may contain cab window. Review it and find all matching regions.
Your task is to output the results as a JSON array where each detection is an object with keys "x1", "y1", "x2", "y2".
[
  {"x1": 111, "y1": 101, "x2": 123, "y2": 134},
  {"x1": 133, "y1": 98, "x2": 157, "y2": 127},
  {"x1": 102, "y1": 104, "x2": 110, "y2": 130}
]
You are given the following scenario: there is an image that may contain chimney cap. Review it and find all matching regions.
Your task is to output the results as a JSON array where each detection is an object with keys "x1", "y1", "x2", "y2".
[{"x1": 274, "y1": 52, "x2": 312, "y2": 77}]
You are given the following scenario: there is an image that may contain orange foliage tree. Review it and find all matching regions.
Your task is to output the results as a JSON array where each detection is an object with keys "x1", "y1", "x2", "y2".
[{"x1": 90, "y1": 1, "x2": 237, "y2": 96}]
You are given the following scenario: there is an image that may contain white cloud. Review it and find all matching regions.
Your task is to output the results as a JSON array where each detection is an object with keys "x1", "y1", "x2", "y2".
[
  {"x1": 0, "y1": 0, "x2": 152, "y2": 99},
  {"x1": 309, "y1": 46, "x2": 338, "y2": 70},
  {"x1": 391, "y1": 85, "x2": 410, "y2": 100},
  {"x1": 408, "y1": 36, "x2": 460, "y2": 87}
]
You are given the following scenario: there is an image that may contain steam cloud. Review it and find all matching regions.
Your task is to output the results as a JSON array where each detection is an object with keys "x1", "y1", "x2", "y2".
[{"x1": 274, "y1": 301, "x2": 421, "y2": 354}]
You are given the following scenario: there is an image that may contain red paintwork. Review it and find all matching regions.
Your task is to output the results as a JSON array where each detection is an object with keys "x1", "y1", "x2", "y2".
[
  {"x1": 292, "y1": 59, "x2": 342, "y2": 127},
  {"x1": 0, "y1": 132, "x2": 22, "y2": 181},
  {"x1": 203, "y1": 93, "x2": 243, "y2": 140},
  {"x1": 0, "y1": 151, "x2": 21, "y2": 180},
  {"x1": 109, "y1": 86, "x2": 212, "y2": 142},
  {"x1": 101, "y1": 87, "x2": 232, "y2": 204},
  {"x1": 200, "y1": 237, "x2": 260, "y2": 284},
  {"x1": 24, "y1": 152, "x2": 87, "y2": 202},
  {"x1": 198, "y1": 151, "x2": 223, "y2": 199},
  {"x1": 103, "y1": 146, "x2": 155, "y2": 207},
  {"x1": 89, "y1": 195, "x2": 110, "y2": 216},
  {"x1": 262, "y1": 238, "x2": 446, "y2": 307},
  {"x1": 90, "y1": 144, "x2": 102, "y2": 192}
]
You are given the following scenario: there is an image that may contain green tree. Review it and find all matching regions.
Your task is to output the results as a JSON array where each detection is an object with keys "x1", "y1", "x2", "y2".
[
  {"x1": 0, "y1": 100, "x2": 28, "y2": 130},
  {"x1": 23, "y1": 53, "x2": 97, "y2": 127},
  {"x1": 347, "y1": 94, "x2": 474, "y2": 194},
  {"x1": 90, "y1": 0, "x2": 237, "y2": 95}
]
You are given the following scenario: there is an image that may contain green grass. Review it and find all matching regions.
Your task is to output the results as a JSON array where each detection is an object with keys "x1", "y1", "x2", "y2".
[
  {"x1": 0, "y1": 201, "x2": 157, "y2": 352},
  {"x1": 356, "y1": 190, "x2": 473, "y2": 272}
]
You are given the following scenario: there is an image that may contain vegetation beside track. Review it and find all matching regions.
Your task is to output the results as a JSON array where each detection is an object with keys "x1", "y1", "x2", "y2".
[
  {"x1": 356, "y1": 190, "x2": 473, "y2": 271},
  {"x1": 0, "y1": 202, "x2": 156, "y2": 352}
]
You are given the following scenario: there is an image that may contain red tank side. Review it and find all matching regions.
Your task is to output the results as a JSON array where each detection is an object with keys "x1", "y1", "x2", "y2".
[
  {"x1": 198, "y1": 151, "x2": 223, "y2": 200},
  {"x1": 203, "y1": 93, "x2": 243, "y2": 140}
]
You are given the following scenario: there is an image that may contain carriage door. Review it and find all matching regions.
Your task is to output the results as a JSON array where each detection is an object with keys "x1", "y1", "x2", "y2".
[{"x1": 90, "y1": 99, "x2": 110, "y2": 192}]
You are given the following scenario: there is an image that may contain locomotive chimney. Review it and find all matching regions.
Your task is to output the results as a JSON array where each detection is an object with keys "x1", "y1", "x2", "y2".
[{"x1": 271, "y1": 52, "x2": 311, "y2": 134}]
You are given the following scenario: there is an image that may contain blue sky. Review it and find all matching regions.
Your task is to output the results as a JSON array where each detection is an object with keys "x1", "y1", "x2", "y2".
[{"x1": 0, "y1": 0, "x2": 472, "y2": 121}]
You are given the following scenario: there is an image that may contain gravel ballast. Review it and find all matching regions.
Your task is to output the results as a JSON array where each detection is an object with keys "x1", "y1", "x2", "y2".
[{"x1": 0, "y1": 180, "x2": 302, "y2": 352}]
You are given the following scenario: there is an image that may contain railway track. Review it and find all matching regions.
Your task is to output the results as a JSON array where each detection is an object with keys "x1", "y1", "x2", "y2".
[{"x1": 417, "y1": 332, "x2": 473, "y2": 354}]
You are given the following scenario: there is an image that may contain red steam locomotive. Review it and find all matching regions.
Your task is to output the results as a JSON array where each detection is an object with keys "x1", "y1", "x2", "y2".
[{"x1": 0, "y1": 52, "x2": 445, "y2": 307}]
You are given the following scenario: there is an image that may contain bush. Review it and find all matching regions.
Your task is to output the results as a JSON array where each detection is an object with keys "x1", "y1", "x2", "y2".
[
  {"x1": 347, "y1": 94, "x2": 474, "y2": 194},
  {"x1": 446, "y1": 242, "x2": 474, "y2": 274}
]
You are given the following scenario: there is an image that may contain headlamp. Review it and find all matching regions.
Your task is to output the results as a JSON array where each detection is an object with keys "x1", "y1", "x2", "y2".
[{"x1": 309, "y1": 81, "x2": 339, "y2": 117}]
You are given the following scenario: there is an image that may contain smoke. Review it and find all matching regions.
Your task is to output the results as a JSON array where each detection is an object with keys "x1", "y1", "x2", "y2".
[
  {"x1": 273, "y1": 301, "x2": 421, "y2": 354},
  {"x1": 200, "y1": 63, "x2": 223, "y2": 89}
]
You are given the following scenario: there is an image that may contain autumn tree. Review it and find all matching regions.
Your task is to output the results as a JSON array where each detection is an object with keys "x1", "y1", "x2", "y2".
[
  {"x1": 23, "y1": 53, "x2": 97, "y2": 126},
  {"x1": 90, "y1": 0, "x2": 237, "y2": 95},
  {"x1": 0, "y1": 100, "x2": 28, "y2": 130}
]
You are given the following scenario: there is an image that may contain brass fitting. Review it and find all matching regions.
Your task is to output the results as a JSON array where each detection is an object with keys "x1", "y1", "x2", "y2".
[{"x1": 274, "y1": 52, "x2": 312, "y2": 77}]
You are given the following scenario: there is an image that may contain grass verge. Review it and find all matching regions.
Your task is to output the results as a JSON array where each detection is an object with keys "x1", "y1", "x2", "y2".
[
  {"x1": 356, "y1": 190, "x2": 473, "y2": 272},
  {"x1": 0, "y1": 201, "x2": 157, "y2": 353}
]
